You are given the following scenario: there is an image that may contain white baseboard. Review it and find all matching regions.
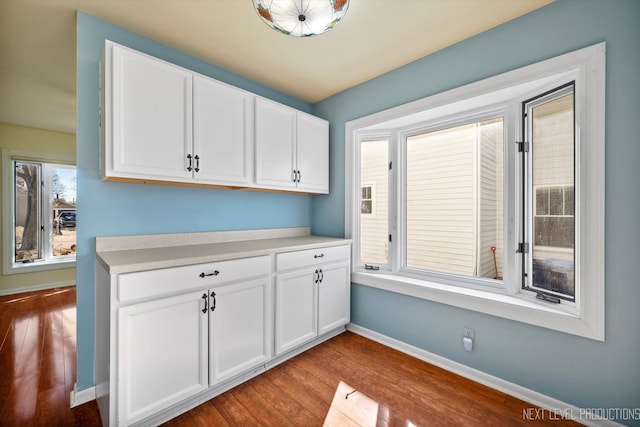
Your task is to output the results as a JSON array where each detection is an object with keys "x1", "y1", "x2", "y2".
[
  {"x1": 347, "y1": 324, "x2": 623, "y2": 427},
  {"x1": 0, "y1": 280, "x2": 75, "y2": 296},
  {"x1": 70, "y1": 383, "x2": 96, "y2": 408}
]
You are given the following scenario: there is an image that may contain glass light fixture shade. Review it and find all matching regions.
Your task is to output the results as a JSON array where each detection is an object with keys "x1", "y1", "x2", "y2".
[{"x1": 253, "y1": 0, "x2": 349, "y2": 37}]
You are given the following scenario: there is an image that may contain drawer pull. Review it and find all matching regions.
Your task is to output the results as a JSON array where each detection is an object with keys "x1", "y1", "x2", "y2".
[
  {"x1": 199, "y1": 270, "x2": 220, "y2": 278},
  {"x1": 314, "y1": 254, "x2": 324, "y2": 259},
  {"x1": 201, "y1": 293, "x2": 208, "y2": 314}
]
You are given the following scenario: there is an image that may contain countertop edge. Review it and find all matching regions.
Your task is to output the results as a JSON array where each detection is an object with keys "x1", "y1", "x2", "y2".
[{"x1": 97, "y1": 236, "x2": 352, "y2": 275}]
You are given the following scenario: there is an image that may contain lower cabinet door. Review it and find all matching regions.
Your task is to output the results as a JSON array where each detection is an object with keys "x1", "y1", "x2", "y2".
[
  {"x1": 209, "y1": 278, "x2": 272, "y2": 385},
  {"x1": 317, "y1": 262, "x2": 351, "y2": 335},
  {"x1": 118, "y1": 291, "x2": 209, "y2": 425},
  {"x1": 275, "y1": 268, "x2": 317, "y2": 355}
]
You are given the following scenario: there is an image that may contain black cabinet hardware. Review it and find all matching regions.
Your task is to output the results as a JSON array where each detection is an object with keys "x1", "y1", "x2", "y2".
[
  {"x1": 210, "y1": 291, "x2": 217, "y2": 312},
  {"x1": 201, "y1": 293, "x2": 208, "y2": 313},
  {"x1": 199, "y1": 270, "x2": 220, "y2": 278}
]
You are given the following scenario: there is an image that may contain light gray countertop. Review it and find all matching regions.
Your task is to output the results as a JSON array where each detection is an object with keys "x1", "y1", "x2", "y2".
[{"x1": 96, "y1": 233, "x2": 351, "y2": 274}]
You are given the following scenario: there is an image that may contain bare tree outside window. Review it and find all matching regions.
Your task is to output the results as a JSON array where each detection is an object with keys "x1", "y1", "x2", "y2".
[{"x1": 15, "y1": 162, "x2": 41, "y2": 261}]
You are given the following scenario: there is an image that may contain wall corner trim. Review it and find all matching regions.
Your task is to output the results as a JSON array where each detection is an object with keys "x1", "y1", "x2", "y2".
[{"x1": 70, "y1": 383, "x2": 96, "y2": 408}]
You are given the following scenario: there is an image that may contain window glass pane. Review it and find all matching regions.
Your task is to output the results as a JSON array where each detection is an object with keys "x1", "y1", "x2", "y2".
[
  {"x1": 361, "y1": 199, "x2": 372, "y2": 214},
  {"x1": 535, "y1": 188, "x2": 549, "y2": 215},
  {"x1": 52, "y1": 165, "x2": 76, "y2": 257},
  {"x1": 549, "y1": 187, "x2": 564, "y2": 215},
  {"x1": 530, "y1": 91, "x2": 575, "y2": 299},
  {"x1": 564, "y1": 186, "x2": 574, "y2": 215},
  {"x1": 360, "y1": 139, "x2": 388, "y2": 265},
  {"x1": 405, "y1": 118, "x2": 503, "y2": 280},
  {"x1": 15, "y1": 161, "x2": 42, "y2": 262}
]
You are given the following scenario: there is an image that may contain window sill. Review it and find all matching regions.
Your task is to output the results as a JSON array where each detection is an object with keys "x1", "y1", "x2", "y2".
[
  {"x1": 6, "y1": 258, "x2": 76, "y2": 275},
  {"x1": 352, "y1": 271, "x2": 602, "y2": 341}
]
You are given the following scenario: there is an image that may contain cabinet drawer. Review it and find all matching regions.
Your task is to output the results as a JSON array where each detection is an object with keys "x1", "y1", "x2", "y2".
[
  {"x1": 277, "y1": 245, "x2": 350, "y2": 271},
  {"x1": 118, "y1": 255, "x2": 270, "y2": 302}
]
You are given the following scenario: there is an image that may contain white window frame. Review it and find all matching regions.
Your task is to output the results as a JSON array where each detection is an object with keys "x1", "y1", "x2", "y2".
[
  {"x1": 345, "y1": 43, "x2": 605, "y2": 341},
  {"x1": 2, "y1": 149, "x2": 76, "y2": 275}
]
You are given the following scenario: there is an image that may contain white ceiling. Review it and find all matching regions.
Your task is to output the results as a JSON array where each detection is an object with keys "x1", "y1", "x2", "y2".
[{"x1": 0, "y1": 0, "x2": 552, "y2": 135}]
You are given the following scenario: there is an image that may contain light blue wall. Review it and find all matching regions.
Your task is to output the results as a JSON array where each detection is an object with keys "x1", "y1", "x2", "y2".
[
  {"x1": 76, "y1": 12, "x2": 314, "y2": 390},
  {"x1": 312, "y1": 0, "x2": 640, "y2": 421}
]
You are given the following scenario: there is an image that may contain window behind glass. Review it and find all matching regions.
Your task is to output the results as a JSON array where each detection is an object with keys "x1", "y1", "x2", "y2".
[{"x1": 404, "y1": 117, "x2": 504, "y2": 280}]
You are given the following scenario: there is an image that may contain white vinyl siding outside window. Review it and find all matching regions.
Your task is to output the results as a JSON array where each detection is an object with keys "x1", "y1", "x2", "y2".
[
  {"x1": 403, "y1": 117, "x2": 503, "y2": 280},
  {"x1": 345, "y1": 43, "x2": 605, "y2": 340}
]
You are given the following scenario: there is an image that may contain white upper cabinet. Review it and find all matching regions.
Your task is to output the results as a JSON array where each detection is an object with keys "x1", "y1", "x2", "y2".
[
  {"x1": 193, "y1": 75, "x2": 253, "y2": 186},
  {"x1": 254, "y1": 97, "x2": 297, "y2": 190},
  {"x1": 102, "y1": 40, "x2": 328, "y2": 193},
  {"x1": 296, "y1": 111, "x2": 329, "y2": 193},
  {"x1": 104, "y1": 41, "x2": 193, "y2": 181},
  {"x1": 255, "y1": 97, "x2": 329, "y2": 194}
]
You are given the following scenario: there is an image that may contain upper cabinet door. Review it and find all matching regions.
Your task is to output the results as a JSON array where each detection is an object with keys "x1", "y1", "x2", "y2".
[
  {"x1": 107, "y1": 42, "x2": 193, "y2": 180},
  {"x1": 193, "y1": 75, "x2": 253, "y2": 186},
  {"x1": 296, "y1": 112, "x2": 329, "y2": 193},
  {"x1": 255, "y1": 97, "x2": 297, "y2": 190}
]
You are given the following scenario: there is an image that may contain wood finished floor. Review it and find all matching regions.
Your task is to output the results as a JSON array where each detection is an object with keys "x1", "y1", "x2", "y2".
[{"x1": 0, "y1": 287, "x2": 579, "y2": 426}]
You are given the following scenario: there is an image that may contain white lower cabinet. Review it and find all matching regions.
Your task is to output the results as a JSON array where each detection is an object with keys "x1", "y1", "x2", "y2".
[
  {"x1": 113, "y1": 256, "x2": 271, "y2": 426},
  {"x1": 275, "y1": 245, "x2": 351, "y2": 355},
  {"x1": 317, "y1": 262, "x2": 351, "y2": 335},
  {"x1": 209, "y1": 278, "x2": 272, "y2": 385},
  {"x1": 96, "y1": 241, "x2": 350, "y2": 426},
  {"x1": 275, "y1": 269, "x2": 318, "y2": 353},
  {"x1": 118, "y1": 291, "x2": 208, "y2": 425}
]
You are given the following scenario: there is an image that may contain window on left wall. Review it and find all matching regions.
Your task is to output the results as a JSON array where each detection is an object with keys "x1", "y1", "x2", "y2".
[{"x1": 2, "y1": 150, "x2": 76, "y2": 274}]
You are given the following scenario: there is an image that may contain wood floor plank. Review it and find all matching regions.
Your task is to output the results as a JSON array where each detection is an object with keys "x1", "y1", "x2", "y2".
[
  {"x1": 247, "y1": 370, "x2": 324, "y2": 426},
  {"x1": 210, "y1": 387, "x2": 263, "y2": 426},
  {"x1": 188, "y1": 400, "x2": 231, "y2": 427},
  {"x1": 262, "y1": 361, "x2": 332, "y2": 420},
  {"x1": 231, "y1": 381, "x2": 296, "y2": 426}
]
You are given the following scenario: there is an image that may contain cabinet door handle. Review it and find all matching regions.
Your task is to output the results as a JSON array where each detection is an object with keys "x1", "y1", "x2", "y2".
[
  {"x1": 314, "y1": 254, "x2": 324, "y2": 259},
  {"x1": 201, "y1": 293, "x2": 208, "y2": 314},
  {"x1": 319, "y1": 268, "x2": 324, "y2": 283},
  {"x1": 292, "y1": 170, "x2": 297, "y2": 183},
  {"x1": 199, "y1": 270, "x2": 220, "y2": 278},
  {"x1": 210, "y1": 291, "x2": 216, "y2": 312},
  {"x1": 296, "y1": 170, "x2": 301, "y2": 183},
  {"x1": 194, "y1": 155, "x2": 200, "y2": 173},
  {"x1": 314, "y1": 268, "x2": 319, "y2": 284},
  {"x1": 187, "y1": 154, "x2": 193, "y2": 172}
]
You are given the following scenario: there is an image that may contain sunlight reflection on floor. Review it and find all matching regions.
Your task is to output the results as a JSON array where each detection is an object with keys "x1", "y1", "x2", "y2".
[{"x1": 323, "y1": 381, "x2": 382, "y2": 427}]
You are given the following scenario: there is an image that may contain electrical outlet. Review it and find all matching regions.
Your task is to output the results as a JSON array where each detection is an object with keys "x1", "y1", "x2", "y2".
[{"x1": 463, "y1": 327, "x2": 475, "y2": 340}]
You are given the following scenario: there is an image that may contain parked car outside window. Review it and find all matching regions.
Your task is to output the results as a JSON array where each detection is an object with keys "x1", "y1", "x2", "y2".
[{"x1": 56, "y1": 211, "x2": 76, "y2": 228}]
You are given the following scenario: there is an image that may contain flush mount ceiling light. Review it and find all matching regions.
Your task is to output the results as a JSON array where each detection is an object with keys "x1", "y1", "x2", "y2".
[{"x1": 253, "y1": 0, "x2": 349, "y2": 37}]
